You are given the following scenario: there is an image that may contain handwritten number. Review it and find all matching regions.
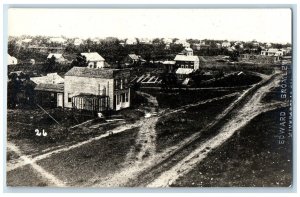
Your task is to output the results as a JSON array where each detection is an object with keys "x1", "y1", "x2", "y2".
[
  {"x1": 35, "y1": 129, "x2": 47, "y2": 137},
  {"x1": 42, "y1": 129, "x2": 47, "y2": 136}
]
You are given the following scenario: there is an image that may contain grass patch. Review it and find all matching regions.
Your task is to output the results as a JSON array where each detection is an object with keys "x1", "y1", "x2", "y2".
[
  {"x1": 155, "y1": 97, "x2": 236, "y2": 152},
  {"x1": 36, "y1": 128, "x2": 139, "y2": 186},
  {"x1": 172, "y1": 107, "x2": 292, "y2": 187},
  {"x1": 7, "y1": 165, "x2": 50, "y2": 187}
]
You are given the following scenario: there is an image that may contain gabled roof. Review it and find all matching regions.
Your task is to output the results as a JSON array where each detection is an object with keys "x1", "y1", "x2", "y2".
[
  {"x1": 183, "y1": 47, "x2": 193, "y2": 52},
  {"x1": 162, "y1": 60, "x2": 176, "y2": 65},
  {"x1": 35, "y1": 83, "x2": 64, "y2": 93},
  {"x1": 65, "y1": 67, "x2": 122, "y2": 79},
  {"x1": 176, "y1": 68, "x2": 194, "y2": 75},
  {"x1": 128, "y1": 54, "x2": 140, "y2": 60},
  {"x1": 81, "y1": 52, "x2": 105, "y2": 62},
  {"x1": 31, "y1": 73, "x2": 64, "y2": 85},
  {"x1": 265, "y1": 48, "x2": 280, "y2": 53},
  {"x1": 47, "y1": 53, "x2": 64, "y2": 59},
  {"x1": 174, "y1": 55, "x2": 199, "y2": 62}
]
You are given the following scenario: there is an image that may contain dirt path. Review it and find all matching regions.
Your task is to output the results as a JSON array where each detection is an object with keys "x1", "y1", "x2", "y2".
[
  {"x1": 147, "y1": 73, "x2": 284, "y2": 187},
  {"x1": 7, "y1": 142, "x2": 65, "y2": 187},
  {"x1": 125, "y1": 91, "x2": 159, "y2": 162},
  {"x1": 85, "y1": 90, "x2": 246, "y2": 187}
]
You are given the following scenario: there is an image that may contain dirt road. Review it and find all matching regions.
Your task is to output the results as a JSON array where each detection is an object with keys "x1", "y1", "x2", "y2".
[{"x1": 147, "y1": 73, "x2": 284, "y2": 187}]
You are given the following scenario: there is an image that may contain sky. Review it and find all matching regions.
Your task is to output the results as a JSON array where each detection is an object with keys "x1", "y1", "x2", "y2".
[{"x1": 8, "y1": 8, "x2": 292, "y2": 43}]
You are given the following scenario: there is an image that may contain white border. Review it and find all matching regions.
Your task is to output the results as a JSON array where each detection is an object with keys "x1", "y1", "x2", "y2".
[{"x1": 1, "y1": 1, "x2": 299, "y2": 197}]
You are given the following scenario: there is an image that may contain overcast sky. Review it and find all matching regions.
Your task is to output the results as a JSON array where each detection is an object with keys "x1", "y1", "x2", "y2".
[{"x1": 8, "y1": 8, "x2": 292, "y2": 43}]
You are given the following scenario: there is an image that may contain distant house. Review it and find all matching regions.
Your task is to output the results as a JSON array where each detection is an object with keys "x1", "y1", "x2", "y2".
[
  {"x1": 260, "y1": 48, "x2": 284, "y2": 57},
  {"x1": 64, "y1": 67, "x2": 131, "y2": 112},
  {"x1": 49, "y1": 37, "x2": 66, "y2": 44},
  {"x1": 265, "y1": 43, "x2": 272, "y2": 48},
  {"x1": 174, "y1": 48, "x2": 200, "y2": 79},
  {"x1": 31, "y1": 73, "x2": 64, "y2": 85},
  {"x1": 74, "y1": 38, "x2": 83, "y2": 46},
  {"x1": 221, "y1": 42, "x2": 231, "y2": 48},
  {"x1": 174, "y1": 39, "x2": 190, "y2": 48},
  {"x1": 126, "y1": 38, "x2": 138, "y2": 45},
  {"x1": 182, "y1": 47, "x2": 194, "y2": 56},
  {"x1": 47, "y1": 53, "x2": 67, "y2": 64},
  {"x1": 122, "y1": 54, "x2": 145, "y2": 67},
  {"x1": 8, "y1": 54, "x2": 18, "y2": 65},
  {"x1": 80, "y1": 52, "x2": 105, "y2": 68},
  {"x1": 192, "y1": 44, "x2": 201, "y2": 50},
  {"x1": 139, "y1": 38, "x2": 151, "y2": 44}
]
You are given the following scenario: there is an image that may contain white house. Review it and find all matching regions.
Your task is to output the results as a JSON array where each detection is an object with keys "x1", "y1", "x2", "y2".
[
  {"x1": 175, "y1": 39, "x2": 191, "y2": 48},
  {"x1": 81, "y1": 52, "x2": 105, "y2": 68},
  {"x1": 221, "y1": 42, "x2": 231, "y2": 48},
  {"x1": 126, "y1": 38, "x2": 138, "y2": 45},
  {"x1": 260, "y1": 48, "x2": 284, "y2": 57}
]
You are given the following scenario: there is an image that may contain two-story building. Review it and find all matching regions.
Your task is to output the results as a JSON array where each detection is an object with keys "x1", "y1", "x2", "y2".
[
  {"x1": 64, "y1": 67, "x2": 131, "y2": 112},
  {"x1": 174, "y1": 48, "x2": 200, "y2": 79}
]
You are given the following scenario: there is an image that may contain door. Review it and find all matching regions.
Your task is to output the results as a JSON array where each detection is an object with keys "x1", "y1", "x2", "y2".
[{"x1": 57, "y1": 93, "x2": 63, "y2": 107}]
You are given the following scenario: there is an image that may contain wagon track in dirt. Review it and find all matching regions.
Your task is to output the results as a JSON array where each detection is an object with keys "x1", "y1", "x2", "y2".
[
  {"x1": 117, "y1": 71, "x2": 281, "y2": 187},
  {"x1": 147, "y1": 73, "x2": 284, "y2": 187}
]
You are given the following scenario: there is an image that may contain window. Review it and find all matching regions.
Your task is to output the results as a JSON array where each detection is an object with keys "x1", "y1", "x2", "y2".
[
  {"x1": 116, "y1": 94, "x2": 120, "y2": 105},
  {"x1": 125, "y1": 92, "x2": 129, "y2": 102},
  {"x1": 115, "y1": 80, "x2": 118, "y2": 89},
  {"x1": 68, "y1": 93, "x2": 72, "y2": 103},
  {"x1": 122, "y1": 93, "x2": 126, "y2": 102}
]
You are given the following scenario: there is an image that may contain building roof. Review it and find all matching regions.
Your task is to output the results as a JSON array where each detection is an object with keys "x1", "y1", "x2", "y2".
[
  {"x1": 49, "y1": 37, "x2": 66, "y2": 43},
  {"x1": 184, "y1": 47, "x2": 193, "y2": 52},
  {"x1": 176, "y1": 68, "x2": 194, "y2": 75},
  {"x1": 81, "y1": 52, "x2": 105, "y2": 62},
  {"x1": 162, "y1": 60, "x2": 176, "y2": 65},
  {"x1": 265, "y1": 48, "x2": 280, "y2": 53},
  {"x1": 47, "y1": 53, "x2": 64, "y2": 59},
  {"x1": 35, "y1": 83, "x2": 64, "y2": 93},
  {"x1": 65, "y1": 67, "x2": 126, "y2": 79},
  {"x1": 174, "y1": 55, "x2": 199, "y2": 62},
  {"x1": 128, "y1": 54, "x2": 140, "y2": 60},
  {"x1": 31, "y1": 73, "x2": 64, "y2": 85}
]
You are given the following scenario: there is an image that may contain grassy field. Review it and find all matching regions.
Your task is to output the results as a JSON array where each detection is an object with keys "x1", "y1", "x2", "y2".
[
  {"x1": 7, "y1": 165, "x2": 51, "y2": 187},
  {"x1": 155, "y1": 96, "x2": 237, "y2": 152},
  {"x1": 36, "y1": 128, "x2": 139, "y2": 186},
  {"x1": 172, "y1": 107, "x2": 292, "y2": 187}
]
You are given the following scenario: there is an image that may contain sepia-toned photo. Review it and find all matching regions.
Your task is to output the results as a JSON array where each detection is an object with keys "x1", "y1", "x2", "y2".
[{"x1": 6, "y1": 8, "x2": 293, "y2": 188}]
